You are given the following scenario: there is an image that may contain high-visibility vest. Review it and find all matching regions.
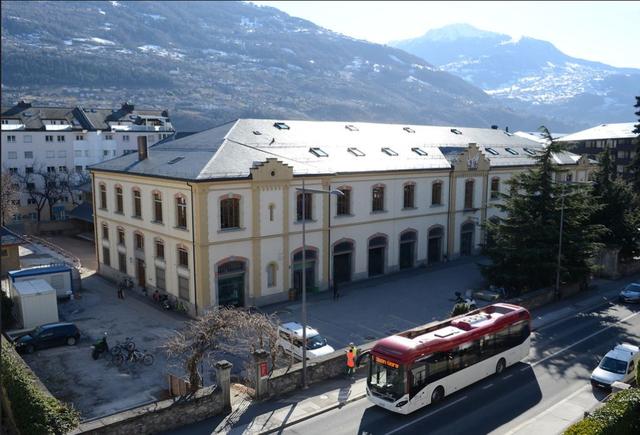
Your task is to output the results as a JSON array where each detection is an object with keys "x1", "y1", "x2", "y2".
[{"x1": 346, "y1": 350, "x2": 355, "y2": 368}]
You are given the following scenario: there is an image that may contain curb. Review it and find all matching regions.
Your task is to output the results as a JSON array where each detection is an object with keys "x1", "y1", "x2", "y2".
[{"x1": 259, "y1": 391, "x2": 367, "y2": 434}]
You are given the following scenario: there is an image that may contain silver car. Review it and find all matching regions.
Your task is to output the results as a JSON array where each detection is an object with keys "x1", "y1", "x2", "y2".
[{"x1": 619, "y1": 282, "x2": 640, "y2": 303}]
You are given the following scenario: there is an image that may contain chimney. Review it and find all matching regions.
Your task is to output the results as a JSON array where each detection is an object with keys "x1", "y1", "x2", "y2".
[
  {"x1": 137, "y1": 136, "x2": 148, "y2": 161},
  {"x1": 505, "y1": 126, "x2": 509, "y2": 133},
  {"x1": 491, "y1": 125, "x2": 498, "y2": 130}
]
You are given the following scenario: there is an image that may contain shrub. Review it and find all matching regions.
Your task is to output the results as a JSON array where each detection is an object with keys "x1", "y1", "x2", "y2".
[
  {"x1": 0, "y1": 336, "x2": 79, "y2": 434},
  {"x1": 1, "y1": 290, "x2": 16, "y2": 331},
  {"x1": 451, "y1": 302, "x2": 472, "y2": 317},
  {"x1": 564, "y1": 388, "x2": 640, "y2": 435}
]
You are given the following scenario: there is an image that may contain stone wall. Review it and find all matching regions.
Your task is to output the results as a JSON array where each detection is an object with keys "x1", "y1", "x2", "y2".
[{"x1": 72, "y1": 385, "x2": 224, "y2": 435}]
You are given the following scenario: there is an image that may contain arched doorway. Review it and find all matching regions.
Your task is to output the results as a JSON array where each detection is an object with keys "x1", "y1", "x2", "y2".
[
  {"x1": 292, "y1": 249, "x2": 317, "y2": 292},
  {"x1": 460, "y1": 222, "x2": 475, "y2": 256},
  {"x1": 217, "y1": 260, "x2": 246, "y2": 307},
  {"x1": 333, "y1": 241, "x2": 353, "y2": 284},
  {"x1": 368, "y1": 236, "x2": 387, "y2": 277},
  {"x1": 399, "y1": 231, "x2": 417, "y2": 269},
  {"x1": 428, "y1": 227, "x2": 444, "y2": 264}
]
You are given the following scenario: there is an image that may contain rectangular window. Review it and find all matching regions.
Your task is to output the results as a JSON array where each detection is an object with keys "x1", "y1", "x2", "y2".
[
  {"x1": 176, "y1": 196, "x2": 187, "y2": 228},
  {"x1": 45, "y1": 135, "x2": 54, "y2": 142},
  {"x1": 381, "y1": 147, "x2": 398, "y2": 156},
  {"x1": 412, "y1": 147, "x2": 428, "y2": 156},
  {"x1": 118, "y1": 252, "x2": 127, "y2": 273},
  {"x1": 24, "y1": 151, "x2": 33, "y2": 159},
  {"x1": 372, "y1": 186, "x2": 384, "y2": 212},
  {"x1": 115, "y1": 186, "x2": 123, "y2": 214},
  {"x1": 23, "y1": 135, "x2": 32, "y2": 143},
  {"x1": 100, "y1": 185, "x2": 107, "y2": 209},
  {"x1": 135, "y1": 233, "x2": 144, "y2": 250},
  {"x1": 118, "y1": 229, "x2": 125, "y2": 246},
  {"x1": 103, "y1": 247, "x2": 111, "y2": 267},
  {"x1": 220, "y1": 198, "x2": 240, "y2": 229},
  {"x1": 8, "y1": 151, "x2": 17, "y2": 159},
  {"x1": 296, "y1": 192, "x2": 312, "y2": 221},
  {"x1": 123, "y1": 135, "x2": 130, "y2": 142},
  {"x1": 337, "y1": 189, "x2": 351, "y2": 215},
  {"x1": 105, "y1": 134, "x2": 113, "y2": 140},
  {"x1": 347, "y1": 147, "x2": 365, "y2": 157},
  {"x1": 7, "y1": 135, "x2": 16, "y2": 142},
  {"x1": 156, "y1": 267, "x2": 165, "y2": 290},
  {"x1": 76, "y1": 135, "x2": 84, "y2": 141},
  {"x1": 403, "y1": 184, "x2": 415, "y2": 209},
  {"x1": 155, "y1": 241, "x2": 164, "y2": 259},
  {"x1": 75, "y1": 165, "x2": 83, "y2": 172},
  {"x1": 47, "y1": 166, "x2": 56, "y2": 173},
  {"x1": 9, "y1": 167, "x2": 18, "y2": 175},
  {"x1": 133, "y1": 190, "x2": 142, "y2": 218},
  {"x1": 58, "y1": 166, "x2": 67, "y2": 173},
  {"x1": 153, "y1": 193, "x2": 163, "y2": 223},
  {"x1": 178, "y1": 276, "x2": 189, "y2": 301},
  {"x1": 102, "y1": 225, "x2": 109, "y2": 240},
  {"x1": 57, "y1": 135, "x2": 65, "y2": 142},
  {"x1": 464, "y1": 180, "x2": 474, "y2": 209},
  {"x1": 25, "y1": 167, "x2": 33, "y2": 174},
  {"x1": 178, "y1": 249, "x2": 188, "y2": 268},
  {"x1": 103, "y1": 150, "x2": 109, "y2": 157},
  {"x1": 309, "y1": 147, "x2": 328, "y2": 157},
  {"x1": 490, "y1": 178, "x2": 500, "y2": 200}
]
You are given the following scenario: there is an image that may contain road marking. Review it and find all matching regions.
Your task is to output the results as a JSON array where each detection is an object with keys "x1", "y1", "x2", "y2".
[
  {"x1": 502, "y1": 374, "x2": 513, "y2": 380},
  {"x1": 384, "y1": 396, "x2": 467, "y2": 435},
  {"x1": 482, "y1": 383, "x2": 493, "y2": 390},
  {"x1": 503, "y1": 385, "x2": 590, "y2": 435},
  {"x1": 531, "y1": 311, "x2": 640, "y2": 368}
]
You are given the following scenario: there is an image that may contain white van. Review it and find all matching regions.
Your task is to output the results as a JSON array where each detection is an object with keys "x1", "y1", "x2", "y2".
[
  {"x1": 278, "y1": 321, "x2": 335, "y2": 360},
  {"x1": 590, "y1": 343, "x2": 639, "y2": 389}
]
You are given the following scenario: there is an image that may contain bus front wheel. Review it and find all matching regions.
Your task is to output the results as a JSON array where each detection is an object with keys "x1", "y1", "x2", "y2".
[
  {"x1": 431, "y1": 386, "x2": 445, "y2": 404},
  {"x1": 496, "y1": 358, "x2": 506, "y2": 375}
]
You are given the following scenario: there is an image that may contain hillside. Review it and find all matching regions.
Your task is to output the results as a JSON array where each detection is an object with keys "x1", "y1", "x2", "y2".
[
  {"x1": 393, "y1": 24, "x2": 640, "y2": 129},
  {"x1": 1, "y1": 1, "x2": 572, "y2": 131}
]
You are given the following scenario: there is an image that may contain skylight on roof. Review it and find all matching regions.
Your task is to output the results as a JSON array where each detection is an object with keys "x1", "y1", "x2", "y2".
[
  {"x1": 273, "y1": 122, "x2": 290, "y2": 130},
  {"x1": 348, "y1": 147, "x2": 365, "y2": 157},
  {"x1": 523, "y1": 148, "x2": 537, "y2": 156},
  {"x1": 411, "y1": 147, "x2": 428, "y2": 156},
  {"x1": 309, "y1": 147, "x2": 328, "y2": 157},
  {"x1": 505, "y1": 147, "x2": 518, "y2": 155},
  {"x1": 168, "y1": 156, "x2": 185, "y2": 164},
  {"x1": 450, "y1": 128, "x2": 462, "y2": 135},
  {"x1": 381, "y1": 147, "x2": 398, "y2": 156},
  {"x1": 253, "y1": 130, "x2": 262, "y2": 135},
  {"x1": 345, "y1": 124, "x2": 359, "y2": 132},
  {"x1": 403, "y1": 127, "x2": 415, "y2": 133},
  {"x1": 485, "y1": 147, "x2": 499, "y2": 155}
]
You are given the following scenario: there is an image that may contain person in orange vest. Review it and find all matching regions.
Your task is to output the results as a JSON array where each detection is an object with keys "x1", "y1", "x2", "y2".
[{"x1": 346, "y1": 343, "x2": 357, "y2": 377}]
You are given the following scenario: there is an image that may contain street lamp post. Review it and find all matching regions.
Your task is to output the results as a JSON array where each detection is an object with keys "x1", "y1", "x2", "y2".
[{"x1": 297, "y1": 179, "x2": 343, "y2": 388}]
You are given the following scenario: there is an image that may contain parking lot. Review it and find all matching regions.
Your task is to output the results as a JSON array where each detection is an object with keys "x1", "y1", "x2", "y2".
[{"x1": 21, "y1": 274, "x2": 188, "y2": 419}]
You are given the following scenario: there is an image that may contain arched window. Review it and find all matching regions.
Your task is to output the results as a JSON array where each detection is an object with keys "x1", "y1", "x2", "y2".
[
  {"x1": 117, "y1": 227, "x2": 125, "y2": 246},
  {"x1": 399, "y1": 230, "x2": 417, "y2": 269},
  {"x1": 490, "y1": 178, "x2": 500, "y2": 200},
  {"x1": 152, "y1": 191, "x2": 163, "y2": 223},
  {"x1": 428, "y1": 226, "x2": 444, "y2": 264},
  {"x1": 220, "y1": 197, "x2": 240, "y2": 229},
  {"x1": 403, "y1": 183, "x2": 415, "y2": 209},
  {"x1": 132, "y1": 188, "x2": 142, "y2": 218},
  {"x1": 176, "y1": 195, "x2": 187, "y2": 229},
  {"x1": 461, "y1": 222, "x2": 475, "y2": 256},
  {"x1": 267, "y1": 263, "x2": 278, "y2": 287},
  {"x1": 177, "y1": 246, "x2": 189, "y2": 268},
  {"x1": 101, "y1": 223, "x2": 109, "y2": 240},
  {"x1": 464, "y1": 180, "x2": 474, "y2": 209},
  {"x1": 155, "y1": 239, "x2": 164, "y2": 259},
  {"x1": 134, "y1": 232, "x2": 144, "y2": 250},
  {"x1": 99, "y1": 183, "x2": 107, "y2": 209},
  {"x1": 368, "y1": 235, "x2": 387, "y2": 276},
  {"x1": 431, "y1": 181, "x2": 442, "y2": 205},
  {"x1": 372, "y1": 185, "x2": 385, "y2": 212},
  {"x1": 292, "y1": 249, "x2": 317, "y2": 291},
  {"x1": 115, "y1": 185, "x2": 123, "y2": 214}
]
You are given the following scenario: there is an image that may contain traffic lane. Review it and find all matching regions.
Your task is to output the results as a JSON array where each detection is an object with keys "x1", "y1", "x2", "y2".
[{"x1": 284, "y1": 304, "x2": 640, "y2": 435}]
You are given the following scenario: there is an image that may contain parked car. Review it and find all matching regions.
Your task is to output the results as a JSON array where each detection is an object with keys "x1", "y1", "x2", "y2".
[
  {"x1": 590, "y1": 343, "x2": 639, "y2": 389},
  {"x1": 14, "y1": 322, "x2": 80, "y2": 354},
  {"x1": 618, "y1": 282, "x2": 640, "y2": 303},
  {"x1": 278, "y1": 321, "x2": 335, "y2": 360}
]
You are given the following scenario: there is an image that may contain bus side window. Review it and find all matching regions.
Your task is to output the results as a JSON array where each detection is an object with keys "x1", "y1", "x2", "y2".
[
  {"x1": 410, "y1": 364, "x2": 427, "y2": 397},
  {"x1": 508, "y1": 320, "x2": 530, "y2": 346},
  {"x1": 425, "y1": 352, "x2": 449, "y2": 384},
  {"x1": 460, "y1": 340, "x2": 480, "y2": 368},
  {"x1": 481, "y1": 334, "x2": 495, "y2": 359}
]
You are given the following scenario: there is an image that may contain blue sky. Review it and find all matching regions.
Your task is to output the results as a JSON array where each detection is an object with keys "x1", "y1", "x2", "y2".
[{"x1": 252, "y1": 1, "x2": 640, "y2": 69}]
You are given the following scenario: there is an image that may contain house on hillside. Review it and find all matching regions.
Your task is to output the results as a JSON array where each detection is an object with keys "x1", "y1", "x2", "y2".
[{"x1": 89, "y1": 119, "x2": 594, "y2": 315}]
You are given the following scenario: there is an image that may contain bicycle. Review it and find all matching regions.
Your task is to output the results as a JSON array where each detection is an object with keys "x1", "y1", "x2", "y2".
[
  {"x1": 113, "y1": 348, "x2": 154, "y2": 367},
  {"x1": 110, "y1": 337, "x2": 136, "y2": 356}
]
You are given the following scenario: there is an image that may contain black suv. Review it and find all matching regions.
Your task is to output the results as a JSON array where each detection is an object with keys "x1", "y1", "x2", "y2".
[{"x1": 15, "y1": 322, "x2": 80, "y2": 354}]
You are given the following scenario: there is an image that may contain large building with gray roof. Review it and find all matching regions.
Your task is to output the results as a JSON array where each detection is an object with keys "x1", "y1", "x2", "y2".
[{"x1": 89, "y1": 119, "x2": 594, "y2": 314}]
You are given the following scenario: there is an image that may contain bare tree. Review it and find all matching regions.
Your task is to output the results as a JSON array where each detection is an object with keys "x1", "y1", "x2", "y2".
[
  {"x1": 15, "y1": 164, "x2": 66, "y2": 222},
  {"x1": 59, "y1": 169, "x2": 90, "y2": 206},
  {"x1": 164, "y1": 307, "x2": 279, "y2": 393},
  {"x1": 0, "y1": 170, "x2": 20, "y2": 224}
]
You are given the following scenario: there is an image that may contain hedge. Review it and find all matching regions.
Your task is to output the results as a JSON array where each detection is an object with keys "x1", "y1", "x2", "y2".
[
  {"x1": 564, "y1": 387, "x2": 640, "y2": 435},
  {"x1": 0, "y1": 336, "x2": 79, "y2": 435}
]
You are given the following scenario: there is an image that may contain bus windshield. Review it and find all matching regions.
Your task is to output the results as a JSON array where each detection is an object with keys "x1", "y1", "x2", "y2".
[{"x1": 368, "y1": 357, "x2": 405, "y2": 401}]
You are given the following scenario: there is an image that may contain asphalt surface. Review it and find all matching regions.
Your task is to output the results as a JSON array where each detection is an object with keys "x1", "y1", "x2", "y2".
[{"x1": 280, "y1": 301, "x2": 640, "y2": 435}]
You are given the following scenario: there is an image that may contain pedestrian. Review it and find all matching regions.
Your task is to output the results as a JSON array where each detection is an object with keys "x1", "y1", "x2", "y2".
[
  {"x1": 333, "y1": 280, "x2": 340, "y2": 300},
  {"x1": 117, "y1": 283, "x2": 124, "y2": 300},
  {"x1": 346, "y1": 342, "x2": 356, "y2": 377}
]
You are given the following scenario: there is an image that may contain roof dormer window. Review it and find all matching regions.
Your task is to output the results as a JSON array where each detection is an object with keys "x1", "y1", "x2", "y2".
[
  {"x1": 450, "y1": 128, "x2": 462, "y2": 135},
  {"x1": 273, "y1": 122, "x2": 290, "y2": 130},
  {"x1": 523, "y1": 148, "x2": 537, "y2": 156},
  {"x1": 403, "y1": 127, "x2": 415, "y2": 133},
  {"x1": 485, "y1": 147, "x2": 499, "y2": 155},
  {"x1": 345, "y1": 124, "x2": 358, "y2": 132},
  {"x1": 309, "y1": 147, "x2": 328, "y2": 157},
  {"x1": 253, "y1": 130, "x2": 262, "y2": 135},
  {"x1": 348, "y1": 147, "x2": 365, "y2": 157},
  {"x1": 411, "y1": 147, "x2": 428, "y2": 156},
  {"x1": 505, "y1": 147, "x2": 518, "y2": 155},
  {"x1": 381, "y1": 147, "x2": 398, "y2": 156}
]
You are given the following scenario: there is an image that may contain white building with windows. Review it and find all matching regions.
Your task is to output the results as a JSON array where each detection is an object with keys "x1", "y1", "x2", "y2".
[
  {"x1": 89, "y1": 119, "x2": 594, "y2": 315},
  {"x1": 1, "y1": 101, "x2": 174, "y2": 222}
]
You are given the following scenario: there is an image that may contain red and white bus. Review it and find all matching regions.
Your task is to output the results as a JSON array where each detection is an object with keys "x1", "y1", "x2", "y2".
[{"x1": 366, "y1": 303, "x2": 531, "y2": 414}]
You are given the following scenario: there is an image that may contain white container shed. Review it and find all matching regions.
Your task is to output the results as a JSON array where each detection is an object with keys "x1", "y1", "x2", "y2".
[
  {"x1": 11, "y1": 279, "x2": 59, "y2": 330},
  {"x1": 8, "y1": 264, "x2": 73, "y2": 299}
]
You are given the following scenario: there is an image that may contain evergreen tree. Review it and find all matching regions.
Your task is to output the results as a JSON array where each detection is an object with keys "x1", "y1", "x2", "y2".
[
  {"x1": 627, "y1": 96, "x2": 640, "y2": 191},
  {"x1": 482, "y1": 126, "x2": 606, "y2": 294},
  {"x1": 591, "y1": 149, "x2": 640, "y2": 260}
]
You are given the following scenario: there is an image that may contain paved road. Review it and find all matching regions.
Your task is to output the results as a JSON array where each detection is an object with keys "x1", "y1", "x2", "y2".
[{"x1": 281, "y1": 301, "x2": 640, "y2": 435}]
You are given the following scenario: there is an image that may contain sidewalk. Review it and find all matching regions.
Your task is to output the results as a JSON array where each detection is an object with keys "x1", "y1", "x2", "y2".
[{"x1": 214, "y1": 274, "x2": 637, "y2": 435}]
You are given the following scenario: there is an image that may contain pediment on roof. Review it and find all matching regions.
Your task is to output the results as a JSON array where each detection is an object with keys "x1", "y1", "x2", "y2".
[
  {"x1": 576, "y1": 154, "x2": 592, "y2": 167},
  {"x1": 250, "y1": 158, "x2": 294, "y2": 181},
  {"x1": 452, "y1": 143, "x2": 490, "y2": 172}
]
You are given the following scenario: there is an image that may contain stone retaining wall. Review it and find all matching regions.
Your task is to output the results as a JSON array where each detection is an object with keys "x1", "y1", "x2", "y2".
[{"x1": 71, "y1": 385, "x2": 223, "y2": 435}]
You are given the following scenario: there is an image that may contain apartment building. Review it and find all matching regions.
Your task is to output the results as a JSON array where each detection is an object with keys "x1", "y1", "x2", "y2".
[
  {"x1": 1, "y1": 101, "x2": 174, "y2": 222},
  {"x1": 90, "y1": 119, "x2": 593, "y2": 315}
]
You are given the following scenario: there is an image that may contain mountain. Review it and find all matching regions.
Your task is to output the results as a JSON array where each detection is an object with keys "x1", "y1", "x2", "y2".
[
  {"x1": 393, "y1": 23, "x2": 640, "y2": 129},
  {"x1": 1, "y1": 2, "x2": 572, "y2": 132}
]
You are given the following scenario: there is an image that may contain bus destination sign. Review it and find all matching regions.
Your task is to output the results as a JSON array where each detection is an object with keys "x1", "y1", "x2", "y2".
[{"x1": 375, "y1": 356, "x2": 400, "y2": 369}]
